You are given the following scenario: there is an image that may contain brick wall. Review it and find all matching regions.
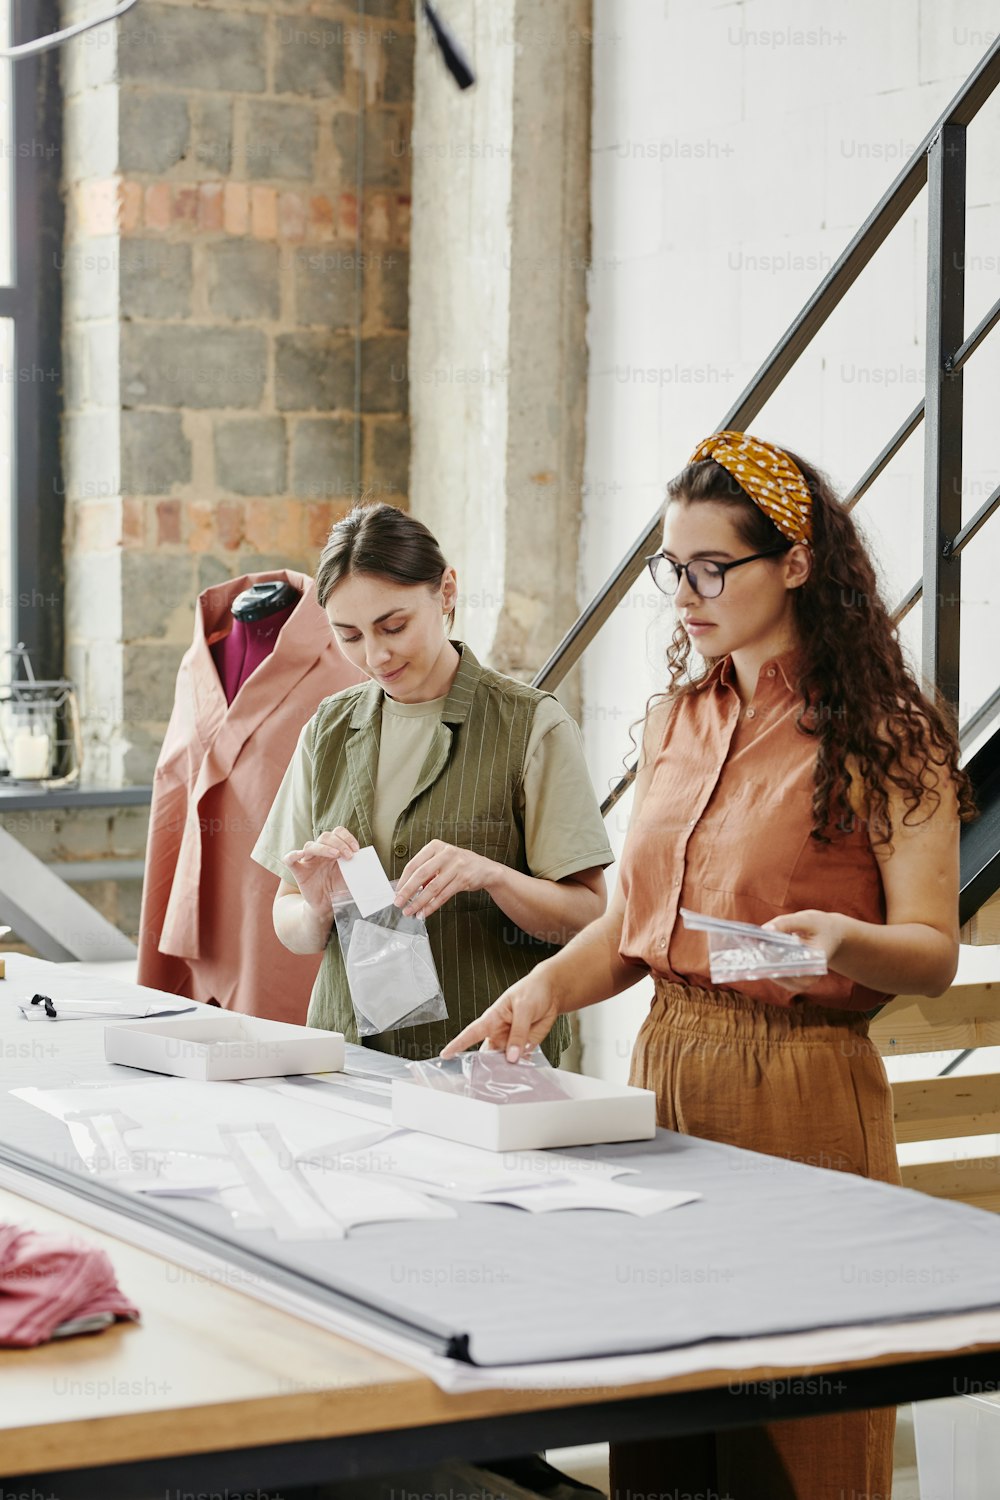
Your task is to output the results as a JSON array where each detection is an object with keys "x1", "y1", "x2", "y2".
[
  {"x1": 0, "y1": 0, "x2": 417, "y2": 951},
  {"x1": 61, "y1": 0, "x2": 413, "y2": 788}
]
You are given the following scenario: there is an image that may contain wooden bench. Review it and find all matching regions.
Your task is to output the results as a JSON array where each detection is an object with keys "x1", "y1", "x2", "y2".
[{"x1": 871, "y1": 944, "x2": 1000, "y2": 1213}]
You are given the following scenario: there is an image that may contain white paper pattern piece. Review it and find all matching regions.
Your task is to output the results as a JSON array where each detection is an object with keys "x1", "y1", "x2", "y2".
[
  {"x1": 338, "y1": 845, "x2": 396, "y2": 917},
  {"x1": 59, "y1": 1111, "x2": 160, "y2": 1189},
  {"x1": 473, "y1": 1182, "x2": 701, "y2": 1215},
  {"x1": 48, "y1": 1108, "x2": 242, "y2": 1196},
  {"x1": 253, "y1": 1077, "x2": 393, "y2": 1126},
  {"x1": 12, "y1": 1079, "x2": 392, "y2": 1163},
  {"x1": 337, "y1": 1133, "x2": 639, "y2": 1198},
  {"x1": 509, "y1": 1150, "x2": 638, "y2": 1184},
  {"x1": 12, "y1": 1077, "x2": 684, "y2": 1229},
  {"x1": 220, "y1": 1124, "x2": 345, "y2": 1240},
  {"x1": 136, "y1": 1154, "x2": 244, "y2": 1196},
  {"x1": 296, "y1": 1162, "x2": 457, "y2": 1228}
]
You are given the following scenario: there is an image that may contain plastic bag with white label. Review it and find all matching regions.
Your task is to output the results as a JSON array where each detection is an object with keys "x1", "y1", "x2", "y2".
[{"x1": 333, "y1": 885, "x2": 448, "y2": 1036}]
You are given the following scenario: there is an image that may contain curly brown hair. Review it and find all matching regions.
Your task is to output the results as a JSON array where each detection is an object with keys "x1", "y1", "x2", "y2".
[{"x1": 653, "y1": 452, "x2": 976, "y2": 847}]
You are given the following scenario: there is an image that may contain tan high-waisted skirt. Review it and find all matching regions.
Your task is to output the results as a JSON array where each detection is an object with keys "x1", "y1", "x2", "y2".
[{"x1": 609, "y1": 979, "x2": 901, "y2": 1500}]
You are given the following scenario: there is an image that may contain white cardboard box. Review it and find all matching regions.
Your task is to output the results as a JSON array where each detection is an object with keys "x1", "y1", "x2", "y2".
[
  {"x1": 105, "y1": 1012, "x2": 345, "y2": 1082},
  {"x1": 391, "y1": 1071, "x2": 657, "y2": 1152}
]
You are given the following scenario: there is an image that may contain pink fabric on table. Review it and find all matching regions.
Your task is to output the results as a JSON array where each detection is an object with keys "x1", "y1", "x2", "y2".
[{"x1": 0, "y1": 1223, "x2": 140, "y2": 1348}]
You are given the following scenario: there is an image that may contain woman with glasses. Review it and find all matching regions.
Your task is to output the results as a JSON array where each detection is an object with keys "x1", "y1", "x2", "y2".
[
  {"x1": 443, "y1": 431, "x2": 974, "y2": 1500},
  {"x1": 252, "y1": 501, "x2": 614, "y2": 1063}
]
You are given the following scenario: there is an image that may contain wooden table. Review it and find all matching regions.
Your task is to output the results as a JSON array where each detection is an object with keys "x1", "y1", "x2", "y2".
[{"x1": 3, "y1": 1183, "x2": 1000, "y2": 1497}]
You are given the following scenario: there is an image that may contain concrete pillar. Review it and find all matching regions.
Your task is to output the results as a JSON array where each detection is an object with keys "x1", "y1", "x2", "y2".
[{"x1": 409, "y1": 0, "x2": 592, "y2": 696}]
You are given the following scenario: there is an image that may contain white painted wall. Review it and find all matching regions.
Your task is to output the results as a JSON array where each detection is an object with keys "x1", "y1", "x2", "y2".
[{"x1": 579, "y1": 0, "x2": 1000, "y2": 1081}]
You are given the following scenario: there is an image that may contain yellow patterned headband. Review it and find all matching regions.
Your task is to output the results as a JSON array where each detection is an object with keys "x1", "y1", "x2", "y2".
[{"x1": 688, "y1": 430, "x2": 813, "y2": 545}]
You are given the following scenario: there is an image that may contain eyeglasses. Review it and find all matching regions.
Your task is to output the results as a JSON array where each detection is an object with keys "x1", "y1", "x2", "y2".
[{"x1": 645, "y1": 545, "x2": 791, "y2": 599}]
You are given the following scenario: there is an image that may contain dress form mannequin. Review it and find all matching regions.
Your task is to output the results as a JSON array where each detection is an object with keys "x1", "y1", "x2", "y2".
[
  {"x1": 138, "y1": 569, "x2": 364, "y2": 1022},
  {"x1": 210, "y1": 580, "x2": 301, "y2": 706}
]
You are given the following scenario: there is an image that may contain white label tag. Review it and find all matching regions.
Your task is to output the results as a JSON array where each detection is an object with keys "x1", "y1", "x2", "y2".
[{"x1": 338, "y1": 845, "x2": 396, "y2": 917}]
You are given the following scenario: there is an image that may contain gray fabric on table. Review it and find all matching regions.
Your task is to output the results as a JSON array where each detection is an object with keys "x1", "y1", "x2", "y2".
[{"x1": 2, "y1": 987, "x2": 999, "y2": 1369}]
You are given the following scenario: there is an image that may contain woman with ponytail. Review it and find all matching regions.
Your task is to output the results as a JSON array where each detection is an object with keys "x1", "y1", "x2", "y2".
[
  {"x1": 444, "y1": 431, "x2": 974, "y2": 1500},
  {"x1": 252, "y1": 501, "x2": 613, "y2": 1064}
]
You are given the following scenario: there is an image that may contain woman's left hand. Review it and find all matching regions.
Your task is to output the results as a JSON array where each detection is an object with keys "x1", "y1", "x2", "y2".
[
  {"x1": 393, "y1": 840, "x2": 496, "y2": 919},
  {"x1": 761, "y1": 908, "x2": 848, "y2": 992}
]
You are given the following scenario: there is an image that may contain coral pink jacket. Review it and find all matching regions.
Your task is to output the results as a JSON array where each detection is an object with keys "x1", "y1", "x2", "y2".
[{"x1": 137, "y1": 570, "x2": 362, "y2": 1021}]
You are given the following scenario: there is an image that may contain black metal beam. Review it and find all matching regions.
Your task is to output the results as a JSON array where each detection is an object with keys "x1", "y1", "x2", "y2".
[
  {"x1": 951, "y1": 480, "x2": 1000, "y2": 557},
  {"x1": 532, "y1": 513, "x2": 662, "y2": 690},
  {"x1": 600, "y1": 760, "x2": 636, "y2": 819},
  {"x1": 952, "y1": 290, "x2": 1000, "y2": 371},
  {"x1": 890, "y1": 577, "x2": 921, "y2": 622},
  {"x1": 844, "y1": 401, "x2": 924, "y2": 511},
  {"x1": 959, "y1": 727, "x2": 1000, "y2": 924},
  {"x1": 8, "y1": 1347, "x2": 1000, "y2": 1500},
  {"x1": 960, "y1": 684, "x2": 1000, "y2": 752},
  {"x1": 922, "y1": 123, "x2": 966, "y2": 708}
]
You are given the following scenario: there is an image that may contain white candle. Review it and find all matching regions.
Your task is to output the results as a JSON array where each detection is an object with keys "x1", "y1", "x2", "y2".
[{"x1": 11, "y1": 730, "x2": 51, "y2": 779}]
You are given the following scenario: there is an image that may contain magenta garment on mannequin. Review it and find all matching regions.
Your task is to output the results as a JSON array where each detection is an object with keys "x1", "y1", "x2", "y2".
[
  {"x1": 209, "y1": 604, "x2": 296, "y2": 706},
  {"x1": 137, "y1": 570, "x2": 364, "y2": 1023}
]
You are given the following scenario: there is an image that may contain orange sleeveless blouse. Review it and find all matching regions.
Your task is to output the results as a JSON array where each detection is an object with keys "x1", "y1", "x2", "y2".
[{"x1": 618, "y1": 650, "x2": 890, "y2": 1012}]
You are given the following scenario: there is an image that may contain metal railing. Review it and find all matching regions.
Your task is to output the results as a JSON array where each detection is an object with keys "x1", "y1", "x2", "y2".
[{"x1": 531, "y1": 37, "x2": 1000, "y2": 857}]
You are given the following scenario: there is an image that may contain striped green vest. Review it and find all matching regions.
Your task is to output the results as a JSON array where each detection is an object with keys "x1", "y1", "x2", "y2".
[{"x1": 308, "y1": 642, "x2": 571, "y2": 1062}]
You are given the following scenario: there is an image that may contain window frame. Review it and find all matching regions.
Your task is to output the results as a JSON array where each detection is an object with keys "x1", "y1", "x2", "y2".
[{"x1": 1, "y1": 0, "x2": 64, "y2": 679}]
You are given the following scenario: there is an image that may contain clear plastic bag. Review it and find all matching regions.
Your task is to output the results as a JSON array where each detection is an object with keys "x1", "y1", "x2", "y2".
[
  {"x1": 333, "y1": 885, "x2": 448, "y2": 1037},
  {"x1": 405, "y1": 1049, "x2": 574, "y2": 1103},
  {"x1": 680, "y1": 907, "x2": 828, "y2": 984}
]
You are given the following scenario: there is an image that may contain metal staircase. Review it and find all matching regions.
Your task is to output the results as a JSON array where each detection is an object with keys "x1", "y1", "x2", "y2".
[{"x1": 532, "y1": 34, "x2": 1000, "y2": 938}]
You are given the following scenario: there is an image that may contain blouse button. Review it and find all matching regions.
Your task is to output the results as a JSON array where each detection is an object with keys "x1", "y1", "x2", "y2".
[
  {"x1": 393, "y1": 842, "x2": 407, "y2": 857},
  {"x1": 658, "y1": 938, "x2": 667, "y2": 949},
  {"x1": 767, "y1": 667, "x2": 776, "y2": 677},
  {"x1": 746, "y1": 707, "x2": 756, "y2": 719}
]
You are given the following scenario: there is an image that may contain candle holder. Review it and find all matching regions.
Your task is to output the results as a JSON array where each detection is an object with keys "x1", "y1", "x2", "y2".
[{"x1": 0, "y1": 645, "x2": 83, "y2": 787}]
